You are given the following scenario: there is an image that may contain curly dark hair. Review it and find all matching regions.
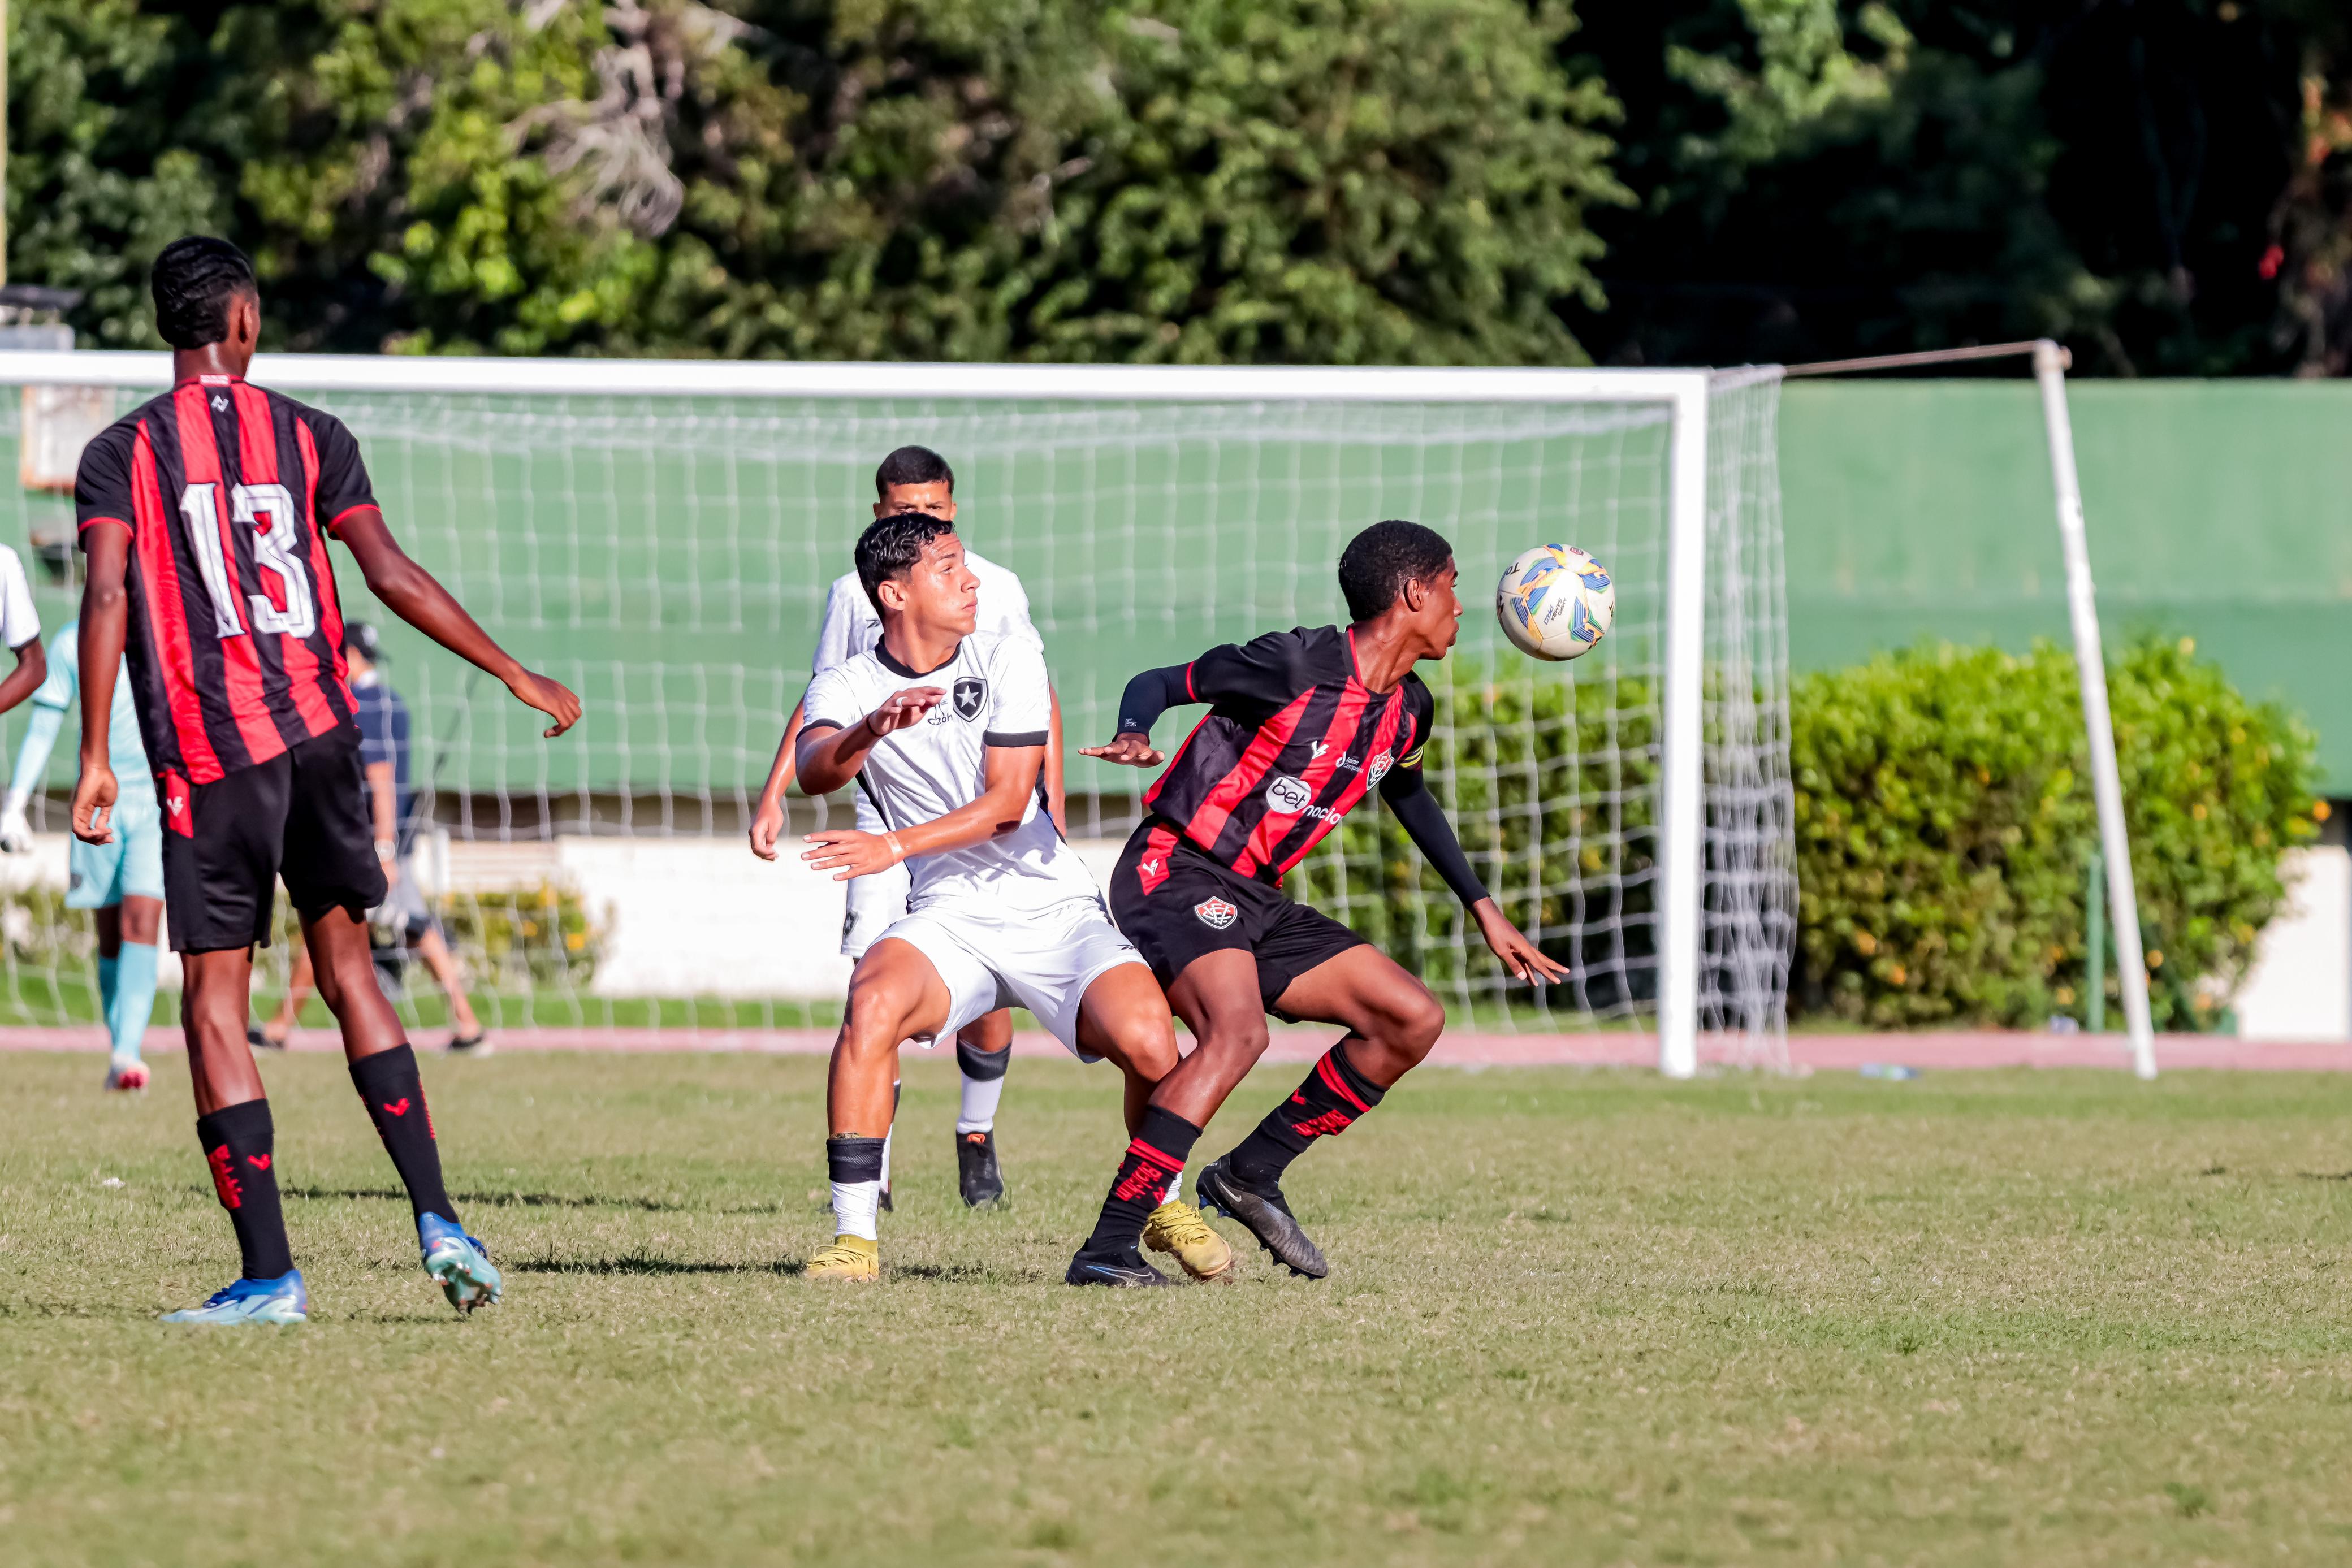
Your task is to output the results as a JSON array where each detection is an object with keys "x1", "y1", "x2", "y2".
[
  {"x1": 855, "y1": 511, "x2": 959, "y2": 613},
  {"x1": 875, "y1": 445, "x2": 954, "y2": 499},
  {"x1": 151, "y1": 236, "x2": 257, "y2": 350},
  {"x1": 1338, "y1": 519, "x2": 1455, "y2": 621}
]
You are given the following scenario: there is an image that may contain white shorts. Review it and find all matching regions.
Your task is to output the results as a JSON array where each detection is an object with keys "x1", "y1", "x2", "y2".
[
  {"x1": 841, "y1": 859, "x2": 912, "y2": 959},
  {"x1": 878, "y1": 898, "x2": 1147, "y2": 1059}
]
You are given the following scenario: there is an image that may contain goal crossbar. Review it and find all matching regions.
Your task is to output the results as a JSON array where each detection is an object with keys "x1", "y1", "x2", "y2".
[{"x1": 0, "y1": 350, "x2": 1734, "y2": 1076}]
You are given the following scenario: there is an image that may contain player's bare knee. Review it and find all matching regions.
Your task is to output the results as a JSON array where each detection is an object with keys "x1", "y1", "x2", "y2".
[
  {"x1": 1203, "y1": 1014, "x2": 1270, "y2": 1064},
  {"x1": 838, "y1": 976, "x2": 913, "y2": 1059},
  {"x1": 1121, "y1": 1011, "x2": 1180, "y2": 1081},
  {"x1": 1385, "y1": 986, "x2": 1446, "y2": 1060}
]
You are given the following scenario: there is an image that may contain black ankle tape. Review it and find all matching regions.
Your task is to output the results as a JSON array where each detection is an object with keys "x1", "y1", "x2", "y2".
[
  {"x1": 956, "y1": 1039, "x2": 1012, "y2": 1082},
  {"x1": 827, "y1": 1135, "x2": 888, "y2": 1184}
]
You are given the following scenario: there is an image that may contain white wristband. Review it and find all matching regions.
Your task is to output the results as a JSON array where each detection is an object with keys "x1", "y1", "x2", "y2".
[{"x1": 883, "y1": 831, "x2": 907, "y2": 865}]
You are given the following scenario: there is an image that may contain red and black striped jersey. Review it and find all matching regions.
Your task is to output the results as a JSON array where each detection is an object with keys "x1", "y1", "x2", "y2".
[
  {"x1": 1143, "y1": 625, "x2": 1435, "y2": 884},
  {"x1": 74, "y1": 375, "x2": 364, "y2": 786}
]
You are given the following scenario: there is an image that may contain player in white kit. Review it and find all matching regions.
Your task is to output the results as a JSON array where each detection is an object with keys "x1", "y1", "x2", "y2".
[
  {"x1": 791, "y1": 512, "x2": 1235, "y2": 1287},
  {"x1": 750, "y1": 448, "x2": 1054, "y2": 1208}
]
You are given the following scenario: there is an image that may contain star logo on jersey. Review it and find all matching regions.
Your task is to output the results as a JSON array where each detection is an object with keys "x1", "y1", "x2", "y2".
[
  {"x1": 1194, "y1": 896, "x2": 1239, "y2": 930},
  {"x1": 1366, "y1": 751, "x2": 1394, "y2": 786},
  {"x1": 1264, "y1": 774, "x2": 1314, "y2": 815},
  {"x1": 952, "y1": 676, "x2": 988, "y2": 721}
]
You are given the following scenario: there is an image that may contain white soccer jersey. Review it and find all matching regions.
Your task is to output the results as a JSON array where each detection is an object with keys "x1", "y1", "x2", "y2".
[
  {"x1": 810, "y1": 547, "x2": 1040, "y2": 836},
  {"x1": 802, "y1": 629, "x2": 1095, "y2": 917}
]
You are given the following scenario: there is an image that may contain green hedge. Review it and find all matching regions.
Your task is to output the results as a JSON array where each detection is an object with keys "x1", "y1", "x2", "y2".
[{"x1": 1792, "y1": 639, "x2": 2322, "y2": 1030}]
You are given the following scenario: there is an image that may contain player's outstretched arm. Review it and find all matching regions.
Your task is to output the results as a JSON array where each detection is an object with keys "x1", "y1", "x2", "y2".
[
  {"x1": 1078, "y1": 662, "x2": 1195, "y2": 768},
  {"x1": 71, "y1": 527, "x2": 131, "y2": 846},
  {"x1": 802, "y1": 738, "x2": 1045, "y2": 881},
  {"x1": 335, "y1": 508, "x2": 581, "y2": 738},
  {"x1": 1379, "y1": 765, "x2": 1569, "y2": 986},
  {"x1": 749, "y1": 697, "x2": 809, "y2": 861}
]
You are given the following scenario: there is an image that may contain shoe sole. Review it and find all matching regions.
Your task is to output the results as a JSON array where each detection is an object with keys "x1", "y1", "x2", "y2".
[
  {"x1": 806, "y1": 1267, "x2": 880, "y2": 1283},
  {"x1": 425, "y1": 1244, "x2": 503, "y2": 1313},
  {"x1": 1064, "y1": 1260, "x2": 1176, "y2": 1288},
  {"x1": 162, "y1": 1301, "x2": 306, "y2": 1326},
  {"x1": 1195, "y1": 1164, "x2": 1329, "y2": 1280}
]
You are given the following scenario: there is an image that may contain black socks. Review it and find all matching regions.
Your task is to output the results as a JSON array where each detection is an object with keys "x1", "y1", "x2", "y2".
[
  {"x1": 1084, "y1": 1105, "x2": 1200, "y2": 1253},
  {"x1": 1225, "y1": 1042, "x2": 1386, "y2": 1190},
  {"x1": 349, "y1": 1045, "x2": 457, "y2": 1225},
  {"x1": 196, "y1": 1099, "x2": 295, "y2": 1280}
]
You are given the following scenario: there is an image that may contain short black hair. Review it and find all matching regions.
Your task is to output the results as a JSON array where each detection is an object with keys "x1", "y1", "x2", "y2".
[
  {"x1": 855, "y1": 511, "x2": 959, "y2": 613},
  {"x1": 152, "y1": 236, "x2": 258, "y2": 350},
  {"x1": 875, "y1": 445, "x2": 954, "y2": 499},
  {"x1": 1338, "y1": 519, "x2": 1455, "y2": 621}
]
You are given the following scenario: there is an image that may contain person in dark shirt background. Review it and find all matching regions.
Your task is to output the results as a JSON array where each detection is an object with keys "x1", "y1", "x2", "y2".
[{"x1": 253, "y1": 621, "x2": 488, "y2": 1054}]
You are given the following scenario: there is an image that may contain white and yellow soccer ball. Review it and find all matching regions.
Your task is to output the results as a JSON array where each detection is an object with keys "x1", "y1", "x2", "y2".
[{"x1": 1495, "y1": 545, "x2": 1615, "y2": 661}]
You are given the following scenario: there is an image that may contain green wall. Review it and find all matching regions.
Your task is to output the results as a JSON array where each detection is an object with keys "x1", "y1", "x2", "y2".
[{"x1": 1782, "y1": 380, "x2": 2352, "y2": 790}]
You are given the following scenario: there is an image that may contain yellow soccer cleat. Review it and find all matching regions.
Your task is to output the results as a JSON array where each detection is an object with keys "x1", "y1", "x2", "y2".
[
  {"x1": 1143, "y1": 1200, "x2": 1239, "y2": 1284},
  {"x1": 805, "y1": 1235, "x2": 880, "y2": 1282}
]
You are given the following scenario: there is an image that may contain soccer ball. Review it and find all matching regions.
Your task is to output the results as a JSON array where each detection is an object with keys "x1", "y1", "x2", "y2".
[{"x1": 1495, "y1": 545, "x2": 1614, "y2": 661}]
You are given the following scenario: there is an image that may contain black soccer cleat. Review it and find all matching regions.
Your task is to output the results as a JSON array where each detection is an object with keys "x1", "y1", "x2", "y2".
[
  {"x1": 1196, "y1": 1156, "x2": 1329, "y2": 1279},
  {"x1": 1064, "y1": 1244, "x2": 1176, "y2": 1288},
  {"x1": 957, "y1": 1129, "x2": 1005, "y2": 1208}
]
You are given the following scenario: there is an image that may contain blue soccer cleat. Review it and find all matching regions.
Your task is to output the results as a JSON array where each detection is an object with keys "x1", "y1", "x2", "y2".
[
  {"x1": 420, "y1": 1214, "x2": 503, "y2": 1314},
  {"x1": 161, "y1": 1270, "x2": 308, "y2": 1326}
]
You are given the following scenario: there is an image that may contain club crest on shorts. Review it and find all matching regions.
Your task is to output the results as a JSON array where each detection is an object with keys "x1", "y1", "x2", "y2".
[
  {"x1": 952, "y1": 676, "x2": 988, "y2": 721},
  {"x1": 1194, "y1": 896, "x2": 1239, "y2": 930},
  {"x1": 1264, "y1": 774, "x2": 1313, "y2": 814},
  {"x1": 1366, "y1": 751, "x2": 1394, "y2": 786}
]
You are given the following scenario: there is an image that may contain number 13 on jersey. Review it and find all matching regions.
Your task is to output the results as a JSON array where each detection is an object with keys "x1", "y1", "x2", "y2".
[{"x1": 177, "y1": 481, "x2": 317, "y2": 640}]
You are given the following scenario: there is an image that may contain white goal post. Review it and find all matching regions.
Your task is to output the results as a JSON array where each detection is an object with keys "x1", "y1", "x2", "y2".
[{"x1": 0, "y1": 351, "x2": 1793, "y2": 1071}]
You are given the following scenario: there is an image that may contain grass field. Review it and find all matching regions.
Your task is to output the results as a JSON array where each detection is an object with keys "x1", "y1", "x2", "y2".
[{"x1": 6, "y1": 1051, "x2": 2352, "y2": 1566}]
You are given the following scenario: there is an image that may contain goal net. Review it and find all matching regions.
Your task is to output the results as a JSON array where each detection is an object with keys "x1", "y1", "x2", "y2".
[{"x1": 0, "y1": 358, "x2": 1792, "y2": 1068}]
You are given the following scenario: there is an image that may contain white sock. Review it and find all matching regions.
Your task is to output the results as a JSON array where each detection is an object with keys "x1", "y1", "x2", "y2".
[
  {"x1": 832, "y1": 1180, "x2": 882, "y2": 1241},
  {"x1": 957, "y1": 1071, "x2": 1006, "y2": 1136},
  {"x1": 1162, "y1": 1168, "x2": 1182, "y2": 1206}
]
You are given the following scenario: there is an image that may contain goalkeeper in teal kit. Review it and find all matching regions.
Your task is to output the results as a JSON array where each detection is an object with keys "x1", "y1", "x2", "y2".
[{"x1": 1, "y1": 618, "x2": 162, "y2": 1090}]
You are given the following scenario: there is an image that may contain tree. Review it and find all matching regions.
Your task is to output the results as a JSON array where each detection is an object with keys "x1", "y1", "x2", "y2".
[
  {"x1": 1567, "y1": 0, "x2": 2338, "y2": 375},
  {"x1": 8, "y1": 0, "x2": 1626, "y2": 364}
]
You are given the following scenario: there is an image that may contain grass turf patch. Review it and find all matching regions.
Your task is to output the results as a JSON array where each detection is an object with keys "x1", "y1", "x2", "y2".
[{"x1": 5, "y1": 1052, "x2": 2352, "y2": 1565}]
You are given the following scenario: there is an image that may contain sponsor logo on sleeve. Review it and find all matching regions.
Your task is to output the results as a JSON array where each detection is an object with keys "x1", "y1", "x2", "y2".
[{"x1": 1194, "y1": 896, "x2": 1239, "y2": 930}]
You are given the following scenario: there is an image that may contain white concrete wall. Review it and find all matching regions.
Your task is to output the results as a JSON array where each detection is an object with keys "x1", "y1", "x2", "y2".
[
  {"x1": 2235, "y1": 844, "x2": 2352, "y2": 1042},
  {"x1": 431, "y1": 832, "x2": 1129, "y2": 1000}
]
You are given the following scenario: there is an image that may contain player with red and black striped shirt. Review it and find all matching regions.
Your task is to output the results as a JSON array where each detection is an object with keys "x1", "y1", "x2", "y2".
[
  {"x1": 1076, "y1": 519, "x2": 1566, "y2": 1281},
  {"x1": 71, "y1": 236, "x2": 581, "y2": 1326}
]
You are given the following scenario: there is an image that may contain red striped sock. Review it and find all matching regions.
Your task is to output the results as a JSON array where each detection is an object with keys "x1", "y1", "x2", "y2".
[
  {"x1": 1083, "y1": 1106, "x2": 1201, "y2": 1253},
  {"x1": 1225, "y1": 1041, "x2": 1386, "y2": 1189}
]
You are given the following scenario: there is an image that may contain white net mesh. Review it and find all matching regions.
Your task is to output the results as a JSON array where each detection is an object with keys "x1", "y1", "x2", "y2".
[{"x1": 0, "y1": 370, "x2": 1791, "y2": 1050}]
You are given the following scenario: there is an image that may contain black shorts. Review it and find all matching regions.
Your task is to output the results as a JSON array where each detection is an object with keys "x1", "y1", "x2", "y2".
[
  {"x1": 161, "y1": 725, "x2": 387, "y2": 954},
  {"x1": 1109, "y1": 819, "x2": 1367, "y2": 1016}
]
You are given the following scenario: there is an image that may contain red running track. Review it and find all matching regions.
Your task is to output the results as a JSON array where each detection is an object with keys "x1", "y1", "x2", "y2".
[{"x1": 3, "y1": 1026, "x2": 2350, "y2": 1071}]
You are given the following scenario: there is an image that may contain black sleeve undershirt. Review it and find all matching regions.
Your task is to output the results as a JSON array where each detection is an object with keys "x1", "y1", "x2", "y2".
[
  {"x1": 1114, "y1": 663, "x2": 1195, "y2": 737},
  {"x1": 1378, "y1": 766, "x2": 1490, "y2": 908}
]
